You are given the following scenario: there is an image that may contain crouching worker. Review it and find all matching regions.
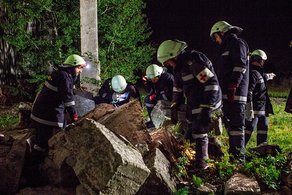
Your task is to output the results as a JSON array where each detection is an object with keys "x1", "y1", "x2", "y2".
[
  {"x1": 30, "y1": 54, "x2": 86, "y2": 161},
  {"x1": 143, "y1": 64, "x2": 174, "y2": 129},
  {"x1": 93, "y1": 75, "x2": 140, "y2": 107}
]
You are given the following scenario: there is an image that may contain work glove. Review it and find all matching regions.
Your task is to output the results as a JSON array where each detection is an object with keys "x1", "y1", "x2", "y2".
[
  {"x1": 142, "y1": 76, "x2": 149, "y2": 86},
  {"x1": 245, "y1": 102, "x2": 254, "y2": 121},
  {"x1": 200, "y1": 108, "x2": 212, "y2": 126},
  {"x1": 264, "y1": 73, "x2": 276, "y2": 81},
  {"x1": 149, "y1": 93, "x2": 157, "y2": 101},
  {"x1": 227, "y1": 84, "x2": 238, "y2": 102},
  {"x1": 71, "y1": 114, "x2": 78, "y2": 122}
]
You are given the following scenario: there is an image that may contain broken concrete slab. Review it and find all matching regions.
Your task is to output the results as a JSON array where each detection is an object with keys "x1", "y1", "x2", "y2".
[{"x1": 48, "y1": 118, "x2": 150, "y2": 194}]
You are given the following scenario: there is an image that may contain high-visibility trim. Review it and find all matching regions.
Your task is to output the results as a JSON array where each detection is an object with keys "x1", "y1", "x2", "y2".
[
  {"x1": 33, "y1": 144, "x2": 47, "y2": 152},
  {"x1": 173, "y1": 87, "x2": 183, "y2": 92},
  {"x1": 44, "y1": 81, "x2": 58, "y2": 92},
  {"x1": 222, "y1": 95, "x2": 247, "y2": 102},
  {"x1": 196, "y1": 68, "x2": 214, "y2": 83},
  {"x1": 192, "y1": 133, "x2": 208, "y2": 139},
  {"x1": 233, "y1": 67, "x2": 247, "y2": 74},
  {"x1": 257, "y1": 78, "x2": 264, "y2": 84},
  {"x1": 221, "y1": 51, "x2": 229, "y2": 56},
  {"x1": 145, "y1": 103, "x2": 155, "y2": 107},
  {"x1": 204, "y1": 85, "x2": 219, "y2": 91},
  {"x1": 64, "y1": 101, "x2": 75, "y2": 107},
  {"x1": 191, "y1": 108, "x2": 202, "y2": 114},
  {"x1": 229, "y1": 130, "x2": 244, "y2": 136},
  {"x1": 257, "y1": 130, "x2": 267, "y2": 134},
  {"x1": 159, "y1": 91, "x2": 168, "y2": 100},
  {"x1": 182, "y1": 74, "x2": 194, "y2": 81},
  {"x1": 254, "y1": 110, "x2": 265, "y2": 115},
  {"x1": 102, "y1": 93, "x2": 108, "y2": 98},
  {"x1": 31, "y1": 113, "x2": 63, "y2": 127}
]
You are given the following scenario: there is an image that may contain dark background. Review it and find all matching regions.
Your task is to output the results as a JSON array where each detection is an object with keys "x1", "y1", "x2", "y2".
[{"x1": 146, "y1": 0, "x2": 292, "y2": 77}]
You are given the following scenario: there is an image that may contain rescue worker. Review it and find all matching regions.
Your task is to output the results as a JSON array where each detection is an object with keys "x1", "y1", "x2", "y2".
[
  {"x1": 93, "y1": 75, "x2": 140, "y2": 107},
  {"x1": 210, "y1": 21, "x2": 249, "y2": 162},
  {"x1": 30, "y1": 54, "x2": 86, "y2": 157},
  {"x1": 157, "y1": 40, "x2": 222, "y2": 169},
  {"x1": 245, "y1": 49, "x2": 274, "y2": 146},
  {"x1": 143, "y1": 64, "x2": 174, "y2": 129}
]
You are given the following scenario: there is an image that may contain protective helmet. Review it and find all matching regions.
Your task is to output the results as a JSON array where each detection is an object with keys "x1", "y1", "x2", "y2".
[
  {"x1": 111, "y1": 75, "x2": 127, "y2": 93},
  {"x1": 157, "y1": 40, "x2": 188, "y2": 64},
  {"x1": 210, "y1": 21, "x2": 243, "y2": 38},
  {"x1": 146, "y1": 64, "x2": 163, "y2": 79},
  {"x1": 250, "y1": 49, "x2": 267, "y2": 60},
  {"x1": 61, "y1": 54, "x2": 86, "y2": 67}
]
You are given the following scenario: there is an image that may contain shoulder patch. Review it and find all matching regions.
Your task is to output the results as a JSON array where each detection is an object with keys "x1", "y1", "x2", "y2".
[{"x1": 196, "y1": 68, "x2": 214, "y2": 83}]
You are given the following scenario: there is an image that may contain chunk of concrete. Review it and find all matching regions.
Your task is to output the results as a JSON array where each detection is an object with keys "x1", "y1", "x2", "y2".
[{"x1": 48, "y1": 118, "x2": 150, "y2": 194}]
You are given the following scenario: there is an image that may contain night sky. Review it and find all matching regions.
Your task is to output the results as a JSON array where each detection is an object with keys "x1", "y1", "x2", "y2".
[{"x1": 146, "y1": 0, "x2": 292, "y2": 74}]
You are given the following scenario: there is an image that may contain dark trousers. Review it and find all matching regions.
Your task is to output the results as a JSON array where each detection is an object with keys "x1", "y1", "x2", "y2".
[
  {"x1": 245, "y1": 115, "x2": 268, "y2": 146},
  {"x1": 222, "y1": 102, "x2": 246, "y2": 162},
  {"x1": 35, "y1": 122, "x2": 58, "y2": 150}
]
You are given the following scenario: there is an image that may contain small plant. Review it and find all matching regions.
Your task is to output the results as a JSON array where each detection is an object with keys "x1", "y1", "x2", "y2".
[
  {"x1": 243, "y1": 153, "x2": 287, "y2": 190},
  {"x1": 192, "y1": 174, "x2": 203, "y2": 188},
  {"x1": 176, "y1": 155, "x2": 190, "y2": 178},
  {"x1": 215, "y1": 154, "x2": 236, "y2": 179},
  {"x1": 0, "y1": 114, "x2": 19, "y2": 129},
  {"x1": 175, "y1": 186, "x2": 189, "y2": 195}
]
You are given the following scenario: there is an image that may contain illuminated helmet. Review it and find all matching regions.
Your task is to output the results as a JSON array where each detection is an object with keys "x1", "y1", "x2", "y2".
[
  {"x1": 250, "y1": 49, "x2": 267, "y2": 60},
  {"x1": 157, "y1": 40, "x2": 188, "y2": 64},
  {"x1": 210, "y1": 21, "x2": 243, "y2": 38},
  {"x1": 61, "y1": 54, "x2": 86, "y2": 67},
  {"x1": 111, "y1": 75, "x2": 127, "y2": 93},
  {"x1": 146, "y1": 64, "x2": 163, "y2": 79}
]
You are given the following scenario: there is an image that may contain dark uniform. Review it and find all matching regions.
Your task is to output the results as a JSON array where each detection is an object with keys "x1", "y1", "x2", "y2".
[
  {"x1": 172, "y1": 50, "x2": 222, "y2": 168},
  {"x1": 31, "y1": 68, "x2": 78, "y2": 150},
  {"x1": 94, "y1": 78, "x2": 140, "y2": 107},
  {"x1": 245, "y1": 65, "x2": 273, "y2": 145},
  {"x1": 144, "y1": 71, "x2": 174, "y2": 121},
  {"x1": 217, "y1": 32, "x2": 249, "y2": 161}
]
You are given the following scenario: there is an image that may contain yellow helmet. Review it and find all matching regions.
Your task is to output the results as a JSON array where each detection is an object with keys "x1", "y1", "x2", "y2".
[
  {"x1": 111, "y1": 75, "x2": 127, "y2": 93},
  {"x1": 157, "y1": 40, "x2": 187, "y2": 64},
  {"x1": 210, "y1": 21, "x2": 243, "y2": 38},
  {"x1": 250, "y1": 49, "x2": 267, "y2": 60},
  {"x1": 61, "y1": 54, "x2": 86, "y2": 67},
  {"x1": 146, "y1": 64, "x2": 163, "y2": 79}
]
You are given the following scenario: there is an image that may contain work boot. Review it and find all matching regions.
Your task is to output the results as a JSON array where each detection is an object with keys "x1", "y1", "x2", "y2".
[
  {"x1": 194, "y1": 136, "x2": 209, "y2": 170},
  {"x1": 28, "y1": 145, "x2": 48, "y2": 165}
]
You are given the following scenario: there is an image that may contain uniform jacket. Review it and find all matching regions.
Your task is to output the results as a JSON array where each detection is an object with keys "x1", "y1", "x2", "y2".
[
  {"x1": 98, "y1": 78, "x2": 140, "y2": 106},
  {"x1": 217, "y1": 32, "x2": 249, "y2": 103},
  {"x1": 172, "y1": 50, "x2": 222, "y2": 119},
  {"x1": 145, "y1": 71, "x2": 174, "y2": 101},
  {"x1": 31, "y1": 68, "x2": 77, "y2": 128},
  {"x1": 248, "y1": 64, "x2": 273, "y2": 116}
]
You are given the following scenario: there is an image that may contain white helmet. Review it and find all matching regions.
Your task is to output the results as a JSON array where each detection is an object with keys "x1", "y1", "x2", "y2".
[
  {"x1": 250, "y1": 49, "x2": 267, "y2": 60},
  {"x1": 210, "y1": 21, "x2": 243, "y2": 38},
  {"x1": 111, "y1": 75, "x2": 127, "y2": 93},
  {"x1": 146, "y1": 64, "x2": 163, "y2": 79},
  {"x1": 157, "y1": 40, "x2": 188, "y2": 64}
]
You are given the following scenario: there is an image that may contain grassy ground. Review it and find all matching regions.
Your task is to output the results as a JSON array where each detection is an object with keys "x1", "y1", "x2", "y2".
[{"x1": 246, "y1": 97, "x2": 292, "y2": 153}]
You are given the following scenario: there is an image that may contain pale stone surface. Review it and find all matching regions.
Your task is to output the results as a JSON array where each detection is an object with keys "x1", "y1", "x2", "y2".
[
  {"x1": 80, "y1": 0, "x2": 100, "y2": 95},
  {"x1": 48, "y1": 118, "x2": 150, "y2": 195},
  {"x1": 138, "y1": 148, "x2": 176, "y2": 194},
  {"x1": 225, "y1": 173, "x2": 261, "y2": 195},
  {"x1": 74, "y1": 94, "x2": 95, "y2": 117},
  {"x1": 0, "y1": 139, "x2": 27, "y2": 194}
]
